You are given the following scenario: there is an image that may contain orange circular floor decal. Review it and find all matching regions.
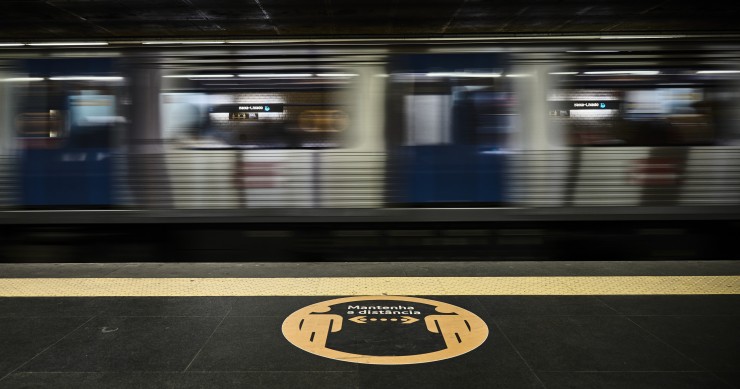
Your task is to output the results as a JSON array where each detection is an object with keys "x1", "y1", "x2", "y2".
[{"x1": 282, "y1": 296, "x2": 489, "y2": 365}]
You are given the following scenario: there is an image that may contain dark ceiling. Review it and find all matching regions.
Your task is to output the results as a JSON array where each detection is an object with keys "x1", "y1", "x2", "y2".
[{"x1": 2, "y1": 0, "x2": 740, "y2": 42}]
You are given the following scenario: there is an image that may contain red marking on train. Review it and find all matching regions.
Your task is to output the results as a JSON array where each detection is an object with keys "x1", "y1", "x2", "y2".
[
  {"x1": 236, "y1": 161, "x2": 279, "y2": 188},
  {"x1": 631, "y1": 157, "x2": 679, "y2": 186}
]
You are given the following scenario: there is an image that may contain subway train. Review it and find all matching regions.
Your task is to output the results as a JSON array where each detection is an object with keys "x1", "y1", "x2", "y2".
[{"x1": 1, "y1": 39, "x2": 739, "y2": 210}]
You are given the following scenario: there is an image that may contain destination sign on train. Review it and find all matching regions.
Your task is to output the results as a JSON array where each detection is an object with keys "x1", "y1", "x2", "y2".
[
  {"x1": 550, "y1": 101, "x2": 620, "y2": 110},
  {"x1": 210, "y1": 104, "x2": 284, "y2": 113}
]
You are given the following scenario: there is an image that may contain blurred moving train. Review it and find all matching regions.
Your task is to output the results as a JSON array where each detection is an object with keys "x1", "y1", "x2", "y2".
[{"x1": 1, "y1": 38, "x2": 739, "y2": 210}]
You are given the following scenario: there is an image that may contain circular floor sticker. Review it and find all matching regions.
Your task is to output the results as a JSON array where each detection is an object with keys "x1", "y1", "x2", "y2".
[{"x1": 282, "y1": 296, "x2": 488, "y2": 365}]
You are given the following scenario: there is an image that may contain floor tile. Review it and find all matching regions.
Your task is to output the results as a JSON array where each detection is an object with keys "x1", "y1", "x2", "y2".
[
  {"x1": 414, "y1": 295, "x2": 490, "y2": 314},
  {"x1": 359, "y1": 367, "x2": 542, "y2": 389},
  {"x1": 0, "y1": 371, "x2": 359, "y2": 389},
  {"x1": 0, "y1": 263, "x2": 124, "y2": 278},
  {"x1": 256, "y1": 371, "x2": 359, "y2": 389},
  {"x1": 714, "y1": 372, "x2": 740, "y2": 389},
  {"x1": 0, "y1": 297, "x2": 233, "y2": 318},
  {"x1": 357, "y1": 328, "x2": 545, "y2": 389},
  {"x1": 106, "y1": 262, "x2": 409, "y2": 278},
  {"x1": 105, "y1": 263, "x2": 275, "y2": 278},
  {"x1": 629, "y1": 315, "x2": 740, "y2": 372},
  {"x1": 494, "y1": 315, "x2": 699, "y2": 372},
  {"x1": 538, "y1": 372, "x2": 733, "y2": 389},
  {"x1": 401, "y1": 261, "x2": 573, "y2": 277},
  {"x1": 0, "y1": 298, "x2": 100, "y2": 318},
  {"x1": 598, "y1": 295, "x2": 740, "y2": 316},
  {"x1": 548, "y1": 261, "x2": 740, "y2": 277},
  {"x1": 264, "y1": 262, "x2": 412, "y2": 277},
  {"x1": 93, "y1": 297, "x2": 232, "y2": 317},
  {"x1": 187, "y1": 316, "x2": 356, "y2": 372},
  {"x1": 0, "y1": 317, "x2": 89, "y2": 377},
  {"x1": 477, "y1": 296, "x2": 618, "y2": 316},
  {"x1": 19, "y1": 316, "x2": 222, "y2": 372},
  {"x1": 399, "y1": 260, "x2": 740, "y2": 277},
  {"x1": 4, "y1": 261, "x2": 737, "y2": 279},
  {"x1": 228, "y1": 296, "x2": 341, "y2": 317}
]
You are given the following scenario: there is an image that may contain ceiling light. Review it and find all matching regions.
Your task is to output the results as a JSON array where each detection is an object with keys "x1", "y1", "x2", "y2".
[
  {"x1": 48, "y1": 76, "x2": 123, "y2": 81},
  {"x1": 566, "y1": 50, "x2": 619, "y2": 53},
  {"x1": 142, "y1": 41, "x2": 225, "y2": 45},
  {"x1": 237, "y1": 73, "x2": 313, "y2": 78},
  {"x1": 315, "y1": 73, "x2": 358, "y2": 77},
  {"x1": 0, "y1": 77, "x2": 44, "y2": 82},
  {"x1": 696, "y1": 70, "x2": 740, "y2": 74},
  {"x1": 164, "y1": 74, "x2": 234, "y2": 78},
  {"x1": 28, "y1": 42, "x2": 108, "y2": 46},
  {"x1": 0, "y1": 43, "x2": 24, "y2": 47},
  {"x1": 549, "y1": 72, "x2": 579, "y2": 75},
  {"x1": 599, "y1": 35, "x2": 686, "y2": 39},
  {"x1": 583, "y1": 70, "x2": 660, "y2": 75},
  {"x1": 426, "y1": 72, "x2": 501, "y2": 78}
]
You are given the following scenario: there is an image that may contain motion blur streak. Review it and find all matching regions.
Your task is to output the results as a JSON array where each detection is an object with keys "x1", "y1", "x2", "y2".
[{"x1": 0, "y1": 40, "x2": 738, "y2": 211}]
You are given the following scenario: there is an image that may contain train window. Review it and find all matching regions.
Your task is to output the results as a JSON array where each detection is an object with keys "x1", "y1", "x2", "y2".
[
  {"x1": 14, "y1": 82, "x2": 67, "y2": 143},
  {"x1": 161, "y1": 93, "x2": 209, "y2": 141},
  {"x1": 549, "y1": 69, "x2": 740, "y2": 146},
  {"x1": 14, "y1": 81, "x2": 122, "y2": 149},
  {"x1": 16, "y1": 111, "x2": 65, "y2": 140},
  {"x1": 454, "y1": 88, "x2": 515, "y2": 149},
  {"x1": 404, "y1": 94, "x2": 453, "y2": 145},
  {"x1": 162, "y1": 72, "x2": 353, "y2": 150},
  {"x1": 388, "y1": 75, "x2": 516, "y2": 149}
]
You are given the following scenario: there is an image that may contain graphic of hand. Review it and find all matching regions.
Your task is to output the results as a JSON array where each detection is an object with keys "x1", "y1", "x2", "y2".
[
  {"x1": 292, "y1": 312, "x2": 344, "y2": 351},
  {"x1": 425, "y1": 313, "x2": 474, "y2": 352}
]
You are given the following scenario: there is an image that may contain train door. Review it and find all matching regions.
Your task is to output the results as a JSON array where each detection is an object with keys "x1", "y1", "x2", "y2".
[
  {"x1": 386, "y1": 54, "x2": 515, "y2": 206},
  {"x1": 15, "y1": 58, "x2": 123, "y2": 207}
]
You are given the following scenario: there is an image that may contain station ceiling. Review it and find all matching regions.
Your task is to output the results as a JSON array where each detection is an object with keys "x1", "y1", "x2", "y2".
[{"x1": 1, "y1": 0, "x2": 739, "y2": 42}]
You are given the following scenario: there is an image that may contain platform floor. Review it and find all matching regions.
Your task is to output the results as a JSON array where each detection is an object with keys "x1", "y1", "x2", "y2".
[{"x1": 0, "y1": 261, "x2": 738, "y2": 389}]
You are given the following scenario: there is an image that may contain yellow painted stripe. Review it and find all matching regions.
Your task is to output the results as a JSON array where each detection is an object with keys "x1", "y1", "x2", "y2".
[{"x1": 0, "y1": 276, "x2": 738, "y2": 296}]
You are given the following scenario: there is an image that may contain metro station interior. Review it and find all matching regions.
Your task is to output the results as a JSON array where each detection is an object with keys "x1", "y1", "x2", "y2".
[{"x1": 0, "y1": 1, "x2": 739, "y2": 388}]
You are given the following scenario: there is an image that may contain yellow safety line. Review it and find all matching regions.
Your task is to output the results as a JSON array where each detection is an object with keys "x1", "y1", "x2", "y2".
[{"x1": 0, "y1": 276, "x2": 738, "y2": 296}]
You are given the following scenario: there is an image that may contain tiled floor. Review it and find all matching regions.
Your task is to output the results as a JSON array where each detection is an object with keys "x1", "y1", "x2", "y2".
[{"x1": 0, "y1": 261, "x2": 738, "y2": 389}]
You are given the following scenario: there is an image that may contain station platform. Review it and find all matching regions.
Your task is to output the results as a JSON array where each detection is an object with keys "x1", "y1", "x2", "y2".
[{"x1": 0, "y1": 260, "x2": 738, "y2": 389}]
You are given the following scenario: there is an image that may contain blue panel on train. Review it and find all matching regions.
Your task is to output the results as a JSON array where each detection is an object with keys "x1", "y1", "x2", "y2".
[
  {"x1": 20, "y1": 149, "x2": 114, "y2": 207},
  {"x1": 398, "y1": 146, "x2": 505, "y2": 204}
]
